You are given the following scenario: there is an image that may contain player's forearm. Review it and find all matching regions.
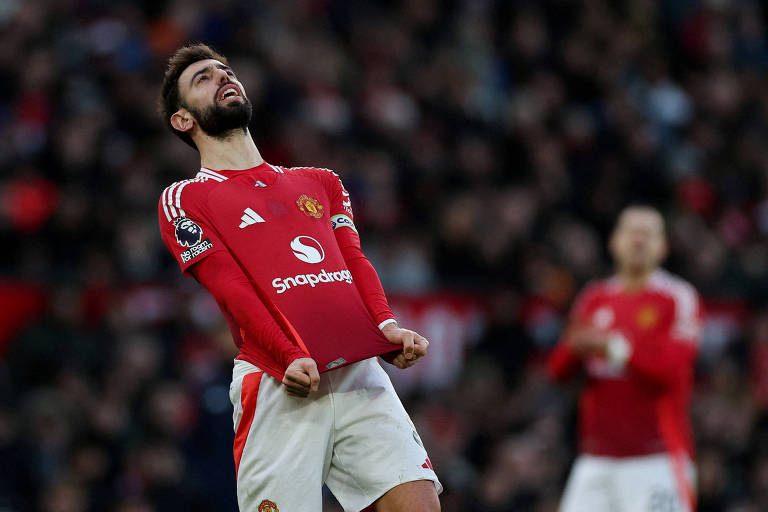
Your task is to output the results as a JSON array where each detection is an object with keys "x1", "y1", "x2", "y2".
[
  {"x1": 345, "y1": 252, "x2": 396, "y2": 326},
  {"x1": 335, "y1": 230, "x2": 396, "y2": 326},
  {"x1": 548, "y1": 342, "x2": 582, "y2": 381},
  {"x1": 626, "y1": 338, "x2": 696, "y2": 390},
  {"x1": 219, "y1": 285, "x2": 308, "y2": 367},
  {"x1": 191, "y1": 255, "x2": 308, "y2": 368}
]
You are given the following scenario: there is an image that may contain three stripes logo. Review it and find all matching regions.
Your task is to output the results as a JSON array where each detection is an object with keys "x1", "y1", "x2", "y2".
[{"x1": 239, "y1": 208, "x2": 265, "y2": 228}]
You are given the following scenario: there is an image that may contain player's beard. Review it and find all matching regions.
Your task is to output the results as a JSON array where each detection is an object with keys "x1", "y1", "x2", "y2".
[{"x1": 188, "y1": 96, "x2": 253, "y2": 139}]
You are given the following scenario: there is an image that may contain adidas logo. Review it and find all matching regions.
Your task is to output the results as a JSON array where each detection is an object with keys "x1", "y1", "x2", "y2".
[{"x1": 239, "y1": 208, "x2": 265, "y2": 228}]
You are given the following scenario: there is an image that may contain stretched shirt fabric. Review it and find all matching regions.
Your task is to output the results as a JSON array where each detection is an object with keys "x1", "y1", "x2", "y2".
[
  {"x1": 548, "y1": 270, "x2": 702, "y2": 458},
  {"x1": 158, "y1": 162, "x2": 398, "y2": 380}
]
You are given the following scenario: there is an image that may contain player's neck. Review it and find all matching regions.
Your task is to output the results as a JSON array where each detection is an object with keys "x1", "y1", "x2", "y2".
[
  {"x1": 197, "y1": 128, "x2": 264, "y2": 171},
  {"x1": 618, "y1": 268, "x2": 655, "y2": 291}
]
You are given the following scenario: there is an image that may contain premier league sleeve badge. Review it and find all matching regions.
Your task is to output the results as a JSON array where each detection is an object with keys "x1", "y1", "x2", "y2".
[
  {"x1": 173, "y1": 217, "x2": 214, "y2": 264},
  {"x1": 174, "y1": 217, "x2": 203, "y2": 247}
]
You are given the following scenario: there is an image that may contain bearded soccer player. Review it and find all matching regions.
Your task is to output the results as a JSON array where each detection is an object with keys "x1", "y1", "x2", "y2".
[
  {"x1": 157, "y1": 44, "x2": 441, "y2": 511},
  {"x1": 548, "y1": 206, "x2": 701, "y2": 512}
]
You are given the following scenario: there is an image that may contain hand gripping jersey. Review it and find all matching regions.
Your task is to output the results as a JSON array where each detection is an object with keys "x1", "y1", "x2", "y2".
[
  {"x1": 548, "y1": 270, "x2": 702, "y2": 458},
  {"x1": 158, "y1": 163, "x2": 398, "y2": 379}
]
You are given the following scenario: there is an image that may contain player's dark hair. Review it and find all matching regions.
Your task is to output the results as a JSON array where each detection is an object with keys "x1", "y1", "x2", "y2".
[{"x1": 160, "y1": 43, "x2": 229, "y2": 150}]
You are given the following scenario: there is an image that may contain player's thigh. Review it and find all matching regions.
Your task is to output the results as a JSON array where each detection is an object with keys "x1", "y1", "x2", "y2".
[
  {"x1": 617, "y1": 454, "x2": 694, "y2": 512},
  {"x1": 558, "y1": 456, "x2": 616, "y2": 512},
  {"x1": 230, "y1": 360, "x2": 333, "y2": 512},
  {"x1": 324, "y1": 359, "x2": 442, "y2": 512}
]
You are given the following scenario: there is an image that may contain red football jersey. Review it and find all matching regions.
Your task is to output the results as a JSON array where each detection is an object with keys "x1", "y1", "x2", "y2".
[
  {"x1": 158, "y1": 163, "x2": 398, "y2": 379},
  {"x1": 548, "y1": 270, "x2": 702, "y2": 458}
]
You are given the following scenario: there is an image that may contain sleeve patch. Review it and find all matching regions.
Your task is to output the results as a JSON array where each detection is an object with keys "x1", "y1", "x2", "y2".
[
  {"x1": 180, "y1": 238, "x2": 213, "y2": 262},
  {"x1": 331, "y1": 214, "x2": 357, "y2": 233},
  {"x1": 174, "y1": 218, "x2": 203, "y2": 247}
]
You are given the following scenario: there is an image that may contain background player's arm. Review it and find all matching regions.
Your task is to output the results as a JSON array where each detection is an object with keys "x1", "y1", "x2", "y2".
[
  {"x1": 623, "y1": 294, "x2": 702, "y2": 390},
  {"x1": 548, "y1": 337, "x2": 584, "y2": 382},
  {"x1": 556, "y1": 289, "x2": 702, "y2": 391},
  {"x1": 551, "y1": 321, "x2": 698, "y2": 390},
  {"x1": 547, "y1": 286, "x2": 597, "y2": 381},
  {"x1": 190, "y1": 251, "x2": 319, "y2": 395},
  {"x1": 624, "y1": 332, "x2": 697, "y2": 391}
]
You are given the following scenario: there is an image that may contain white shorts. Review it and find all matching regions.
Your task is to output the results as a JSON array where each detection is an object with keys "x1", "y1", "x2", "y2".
[
  {"x1": 558, "y1": 453, "x2": 696, "y2": 512},
  {"x1": 229, "y1": 357, "x2": 442, "y2": 512}
]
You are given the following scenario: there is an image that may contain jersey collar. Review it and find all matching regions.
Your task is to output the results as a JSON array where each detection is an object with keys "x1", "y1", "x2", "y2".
[
  {"x1": 197, "y1": 162, "x2": 283, "y2": 181},
  {"x1": 608, "y1": 269, "x2": 665, "y2": 293}
]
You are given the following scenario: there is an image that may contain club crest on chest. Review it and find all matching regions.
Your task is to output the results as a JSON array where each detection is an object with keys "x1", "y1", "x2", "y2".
[{"x1": 296, "y1": 194, "x2": 324, "y2": 218}]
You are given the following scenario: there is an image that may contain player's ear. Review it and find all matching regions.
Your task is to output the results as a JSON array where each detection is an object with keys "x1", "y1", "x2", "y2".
[
  {"x1": 608, "y1": 230, "x2": 619, "y2": 258},
  {"x1": 171, "y1": 108, "x2": 194, "y2": 133},
  {"x1": 658, "y1": 235, "x2": 669, "y2": 261}
]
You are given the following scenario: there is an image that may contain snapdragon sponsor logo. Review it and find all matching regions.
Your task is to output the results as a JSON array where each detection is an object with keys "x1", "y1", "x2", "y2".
[
  {"x1": 290, "y1": 236, "x2": 325, "y2": 263},
  {"x1": 272, "y1": 268, "x2": 353, "y2": 294}
]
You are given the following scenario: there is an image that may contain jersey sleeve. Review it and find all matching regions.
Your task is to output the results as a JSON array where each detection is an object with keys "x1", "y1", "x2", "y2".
[
  {"x1": 323, "y1": 169, "x2": 356, "y2": 233},
  {"x1": 158, "y1": 182, "x2": 225, "y2": 276},
  {"x1": 318, "y1": 169, "x2": 396, "y2": 329},
  {"x1": 190, "y1": 250, "x2": 309, "y2": 373},
  {"x1": 625, "y1": 283, "x2": 702, "y2": 390}
]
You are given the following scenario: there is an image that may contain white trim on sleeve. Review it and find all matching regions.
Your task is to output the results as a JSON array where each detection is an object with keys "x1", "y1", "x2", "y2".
[{"x1": 378, "y1": 319, "x2": 397, "y2": 331}]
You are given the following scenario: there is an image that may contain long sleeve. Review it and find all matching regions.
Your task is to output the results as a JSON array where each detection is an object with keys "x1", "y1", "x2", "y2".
[
  {"x1": 548, "y1": 341, "x2": 583, "y2": 382},
  {"x1": 625, "y1": 335, "x2": 697, "y2": 391},
  {"x1": 190, "y1": 250, "x2": 309, "y2": 371},
  {"x1": 625, "y1": 291, "x2": 702, "y2": 390},
  {"x1": 547, "y1": 284, "x2": 599, "y2": 382},
  {"x1": 319, "y1": 168, "x2": 396, "y2": 328},
  {"x1": 334, "y1": 226, "x2": 396, "y2": 327}
]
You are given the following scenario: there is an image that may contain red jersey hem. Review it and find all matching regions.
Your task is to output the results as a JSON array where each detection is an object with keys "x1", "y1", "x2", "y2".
[
  {"x1": 236, "y1": 353, "x2": 284, "y2": 381},
  {"x1": 580, "y1": 446, "x2": 692, "y2": 458}
]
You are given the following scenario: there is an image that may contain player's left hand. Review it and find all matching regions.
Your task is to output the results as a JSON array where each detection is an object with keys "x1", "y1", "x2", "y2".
[
  {"x1": 381, "y1": 323, "x2": 429, "y2": 369},
  {"x1": 567, "y1": 324, "x2": 609, "y2": 356},
  {"x1": 282, "y1": 357, "x2": 320, "y2": 397}
]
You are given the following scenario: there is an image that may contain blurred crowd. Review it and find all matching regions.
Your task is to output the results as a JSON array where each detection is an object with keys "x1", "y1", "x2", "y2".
[{"x1": 2, "y1": 0, "x2": 768, "y2": 510}]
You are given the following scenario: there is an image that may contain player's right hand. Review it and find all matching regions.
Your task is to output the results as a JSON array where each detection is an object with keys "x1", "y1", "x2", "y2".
[{"x1": 282, "y1": 357, "x2": 320, "y2": 397}]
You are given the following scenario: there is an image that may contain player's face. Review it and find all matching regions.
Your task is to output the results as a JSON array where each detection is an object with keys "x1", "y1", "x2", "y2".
[
  {"x1": 610, "y1": 209, "x2": 667, "y2": 274},
  {"x1": 176, "y1": 58, "x2": 252, "y2": 137}
]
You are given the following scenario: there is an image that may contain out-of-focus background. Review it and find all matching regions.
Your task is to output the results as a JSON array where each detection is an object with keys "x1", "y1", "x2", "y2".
[{"x1": 1, "y1": 0, "x2": 768, "y2": 510}]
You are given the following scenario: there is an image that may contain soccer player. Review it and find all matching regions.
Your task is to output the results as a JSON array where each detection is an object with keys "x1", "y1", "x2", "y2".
[
  {"x1": 548, "y1": 206, "x2": 701, "y2": 512},
  {"x1": 157, "y1": 44, "x2": 441, "y2": 512}
]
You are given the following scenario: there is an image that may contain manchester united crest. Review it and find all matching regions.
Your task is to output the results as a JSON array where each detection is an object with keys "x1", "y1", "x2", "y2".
[
  {"x1": 636, "y1": 305, "x2": 658, "y2": 330},
  {"x1": 258, "y1": 500, "x2": 279, "y2": 512},
  {"x1": 297, "y1": 194, "x2": 324, "y2": 218}
]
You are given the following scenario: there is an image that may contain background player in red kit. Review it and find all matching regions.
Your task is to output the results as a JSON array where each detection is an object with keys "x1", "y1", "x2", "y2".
[
  {"x1": 157, "y1": 44, "x2": 441, "y2": 511},
  {"x1": 548, "y1": 206, "x2": 702, "y2": 512}
]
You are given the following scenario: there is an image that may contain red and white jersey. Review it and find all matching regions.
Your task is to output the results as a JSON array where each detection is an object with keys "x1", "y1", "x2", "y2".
[
  {"x1": 158, "y1": 162, "x2": 397, "y2": 378},
  {"x1": 548, "y1": 270, "x2": 702, "y2": 458}
]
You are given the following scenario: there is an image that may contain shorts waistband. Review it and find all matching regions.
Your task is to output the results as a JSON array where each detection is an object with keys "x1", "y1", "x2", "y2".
[{"x1": 232, "y1": 358, "x2": 264, "y2": 381}]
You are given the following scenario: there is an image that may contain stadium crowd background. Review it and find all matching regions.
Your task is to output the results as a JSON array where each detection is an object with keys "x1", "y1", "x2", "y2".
[{"x1": 1, "y1": 0, "x2": 768, "y2": 510}]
